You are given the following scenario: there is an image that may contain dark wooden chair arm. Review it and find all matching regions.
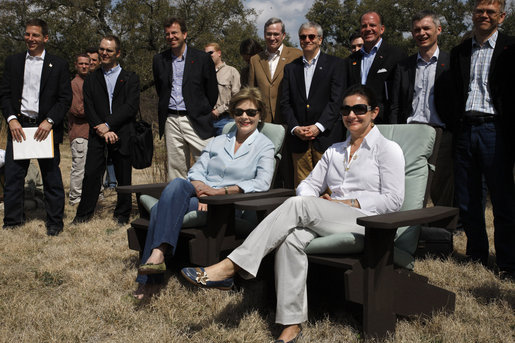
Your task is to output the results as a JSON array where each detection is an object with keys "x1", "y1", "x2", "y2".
[
  {"x1": 233, "y1": 196, "x2": 291, "y2": 212},
  {"x1": 356, "y1": 206, "x2": 459, "y2": 230},
  {"x1": 199, "y1": 188, "x2": 294, "y2": 205},
  {"x1": 117, "y1": 183, "x2": 168, "y2": 196}
]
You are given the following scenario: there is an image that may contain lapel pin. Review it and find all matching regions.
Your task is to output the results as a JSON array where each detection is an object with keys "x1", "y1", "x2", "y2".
[
  {"x1": 352, "y1": 61, "x2": 357, "y2": 65},
  {"x1": 49, "y1": 63, "x2": 53, "y2": 67},
  {"x1": 319, "y1": 66, "x2": 323, "y2": 70}
]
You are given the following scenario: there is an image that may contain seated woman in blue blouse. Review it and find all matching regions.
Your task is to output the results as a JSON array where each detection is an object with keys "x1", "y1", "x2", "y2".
[
  {"x1": 133, "y1": 87, "x2": 275, "y2": 299},
  {"x1": 181, "y1": 85, "x2": 406, "y2": 343}
]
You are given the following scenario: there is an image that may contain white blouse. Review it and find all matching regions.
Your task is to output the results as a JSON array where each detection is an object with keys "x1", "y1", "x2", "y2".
[{"x1": 296, "y1": 126, "x2": 405, "y2": 216}]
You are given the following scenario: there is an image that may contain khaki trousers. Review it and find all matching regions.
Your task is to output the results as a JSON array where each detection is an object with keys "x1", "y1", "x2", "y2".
[
  {"x1": 69, "y1": 138, "x2": 88, "y2": 204},
  {"x1": 291, "y1": 142, "x2": 324, "y2": 187},
  {"x1": 228, "y1": 196, "x2": 365, "y2": 325},
  {"x1": 164, "y1": 115, "x2": 212, "y2": 180}
]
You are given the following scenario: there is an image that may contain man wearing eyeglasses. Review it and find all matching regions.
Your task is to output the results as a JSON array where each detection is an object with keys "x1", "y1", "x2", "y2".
[
  {"x1": 390, "y1": 11, "x2": 454, "y2": 207},
  {"x1": 281, "y1": 22, "x2": 345, "y2": 187},
  {"x1": 345, "y1": 11, "x2": 405, "y2": 123},
  {"x1": 153, "y1": 17, "x2": 218, "y2": 180},
  {"x1": 0, "y1": 19, "x2": 72, "y2": 235},
  {"x1": 450, "y1": 0, "x2": 515, "y2": 280},
  {"x1": 73, "y1": 35, "x2": 140, "y2": 225},
  {"x1": 204, "y1": 43, "x2": 241, "y2": 136}
]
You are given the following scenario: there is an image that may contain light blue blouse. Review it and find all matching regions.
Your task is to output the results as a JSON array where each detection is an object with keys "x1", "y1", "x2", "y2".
[{"x1": 188, "y1": 129, "x2": 275, "y2": 193}]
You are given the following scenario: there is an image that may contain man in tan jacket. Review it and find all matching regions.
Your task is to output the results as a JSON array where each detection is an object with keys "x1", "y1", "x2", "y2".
[{"x1": 248, "y1": 17, "x2": 302, "y2": 124}]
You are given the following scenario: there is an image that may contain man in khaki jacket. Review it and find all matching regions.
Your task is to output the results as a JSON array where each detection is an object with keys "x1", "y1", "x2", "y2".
[{"x1": 248, "y1": 17, "x2": 302, "y2": 124}]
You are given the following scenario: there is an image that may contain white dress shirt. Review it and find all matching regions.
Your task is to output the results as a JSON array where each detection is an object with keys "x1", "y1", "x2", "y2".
[
  {"x1": 296, "y1": 125, "x2": 405, "y2": 215},
  {"x1": 20, "y1": 50, "x2": 46, "y2": 119},
  {"x1": 267, "y1": 44, "x2": 283, "y2": 78}
]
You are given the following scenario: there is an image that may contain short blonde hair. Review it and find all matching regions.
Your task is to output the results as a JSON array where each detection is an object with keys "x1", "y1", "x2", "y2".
[
  {"x1": 229, "y1": 87, "x2": 267, "y2": 122},
  {"x1": 205, "y1": 42, "x2": 221, "y2": 51}
]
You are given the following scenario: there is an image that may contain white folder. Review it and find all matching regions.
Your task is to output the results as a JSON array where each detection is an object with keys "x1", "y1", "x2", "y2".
[{"x1": 12, "y1": 128, "x2": 54, "y2": 160}]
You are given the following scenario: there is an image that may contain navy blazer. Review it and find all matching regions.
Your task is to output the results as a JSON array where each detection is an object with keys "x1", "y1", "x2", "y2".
[
  {"x1": 280, "y1": 53, "x2": 346, "y2": 153},
  {"x1": 83, "y1": 67, "x2": 140, "y2": 156},
  {"x1": 153, "y1": 46, "x2": 218, "y2": 139},
  {"x1": 345, "y1": 41, "x2": 406, "y2": 123},
  {"x1": 390, "y1": 51, "x2": 452, "y2": 128},
  {"x1": 450, "y1": 32, "x2": 515, "y2": 133},
  {"x1": 0, "y1": 51, "x2": 72, "y2": 143}
]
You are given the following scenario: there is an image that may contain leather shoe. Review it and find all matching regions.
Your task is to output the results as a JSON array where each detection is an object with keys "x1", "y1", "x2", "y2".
[
  {"x1": 274, "y1": 328, "x2": 302, "y2": 343},
  {"x1": 115, "y1": 216, "x2": 129, "y2": 226},
  {"x1": 46, "y1": 226, "x2": 63, "y2": 236},
  {"x1": 181, "y1": 267, "x2": 233, "y2": 290},
  {"x1": 138, "y1": 262, "x2": 166, "y2": 275},
  {"x1": 71, "y1": 215, "x2": 91, "y2": 225}
]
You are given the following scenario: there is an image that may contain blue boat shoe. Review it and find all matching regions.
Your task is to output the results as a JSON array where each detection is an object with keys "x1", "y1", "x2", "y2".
[{"x1": 181, "y1": 267, "x2": 234, "y2": 290}]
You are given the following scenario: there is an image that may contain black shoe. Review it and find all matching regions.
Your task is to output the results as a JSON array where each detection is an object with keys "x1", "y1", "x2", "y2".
[
  {"x1": 498, "y1": 270, "x2": 515, "y2": 282},
  {"x1": 46, "y1": 226, "x2": 63, "y2": 236},
  {"x1": 3, "y1": 223, "x2": 22, "y2": 230},
  {"x1": 71, "y1": 215, "x2": 91, "y2": 225},
  {"x1": 115, "y1": 216, "x2": 129, "y2": 226}
]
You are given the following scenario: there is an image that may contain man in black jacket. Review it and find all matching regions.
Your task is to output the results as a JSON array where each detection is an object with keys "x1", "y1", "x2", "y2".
[
  {"x1": 73, "y1": 35, "x2": 140, "y2": 225},
  {"x1": 0, "y1": 19, "x2": 71, "y2": 235},
  {"x1": 153, "y1": 17, "x2": 218, "y2": 180},
  {"x1": 390, "y1": 10, "x2": 453, "y2": 207}
]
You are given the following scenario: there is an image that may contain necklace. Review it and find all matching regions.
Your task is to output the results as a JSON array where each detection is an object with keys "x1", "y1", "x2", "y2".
[{"x1": 344, "y1": 145, "x2": 358, "y2": 171}]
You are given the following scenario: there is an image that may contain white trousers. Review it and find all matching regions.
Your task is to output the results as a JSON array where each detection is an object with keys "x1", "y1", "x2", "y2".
[
  {"x1": 69, "y1": 138, "x2": 88, "y2": 204},
  {"x1": 164, "y1": 115, "x2": 212, "y2": 180},
  {"x1": 228, "y1": 196, "x2": 366, "y2": 324}
]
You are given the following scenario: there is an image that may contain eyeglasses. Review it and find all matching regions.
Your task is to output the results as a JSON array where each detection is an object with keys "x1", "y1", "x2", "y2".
[
  {"x1": 98, "y1": 47, "x2": 116, "y2": 54},
  {"x1": 206, "y1": 51, "x2": 215, "y2": 55},
  {"x1": 233, "y1": 108, "x2": 259, "y2": 117},
  {"x1": 299, "y1": 34, "x2": 318, "y2": 41},
  {"x1": 474, "y1": 8, "x2": 501, "y2": 16},
  {"x1": 341, "y1": 104, "x2": 372, "y2": 116}
]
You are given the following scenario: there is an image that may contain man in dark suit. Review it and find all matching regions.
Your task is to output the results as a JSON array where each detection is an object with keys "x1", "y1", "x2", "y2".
[
  {"x1": 345, "y1": 11, "x2": 405, "y2": 123},
  {"x1": 281, "y1": 22, "x2": 345, "y2": 187},
  {"x1": 153, "y1": 17, "x2": 218, "y2": 180},
  {"x1": 73, "y1": 35, "x2": 140, "y2": 225},
  {"x1": 450, "y1": 0, "x2": 515, "y2": 279},
  {"x1": 390, "y1": 10, "x2": 453, "y2": 207},
  {"x1": 0, "y1": 19, "x2": 71, "y2": 236}
]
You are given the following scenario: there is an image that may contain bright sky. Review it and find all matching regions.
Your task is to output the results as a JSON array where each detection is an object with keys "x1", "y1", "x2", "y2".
[{"x1": 244, "y1": 0, "x2": 315, "y2": 47}]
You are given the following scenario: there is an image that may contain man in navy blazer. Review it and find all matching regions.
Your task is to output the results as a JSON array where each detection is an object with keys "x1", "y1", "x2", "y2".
[
  {"x1": 0, "y1": 19, "x2": 71, "y2": 235},
  {"x1": 153, "y1": 17, "x2": 218, "y2": 180},
  {"x1": 345, "y1": 11, "x2": 405, "y2": 123},
  {"x1": 73, "y1": 35, "x2": 140, "y2": 225},
  {"x1": 390, "y1": 11, "x2": 454, "y2": 207},
  {"x1": 450, "y1": 0, "x2": 515, "y2": 279},
  {"x1": 281, "y1": 22, "x2": 345, "y2": 187}
]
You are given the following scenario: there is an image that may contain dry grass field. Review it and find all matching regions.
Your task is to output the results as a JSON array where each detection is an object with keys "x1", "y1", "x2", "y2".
[{"x1": 0, "y1": 138, "x2": 513, "y2": 343}]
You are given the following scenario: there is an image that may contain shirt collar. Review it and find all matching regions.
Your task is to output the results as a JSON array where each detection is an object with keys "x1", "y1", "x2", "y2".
[
  {"x1": 25, "y1": 50, "x2": 46, "y2": 60},
  {"x1": 417, "y1": 46, "x2": 440, "y2": 64},
  {"x1": 302, "y1": 49, "x2": 321, "y2": 66},
  {"x1": 266, "y1": 44, "x2": 283, "y2": 58},
  {"x1": 361, "y1": 38, "x2": 382, "y2": 56},
  {"x1": 216, "y1": 62, "x2": 226, "y2": 72},
  {"x1": 472, "y1": 30, "x2": 498, "y2": 49},
  {"x1": 172, "y1": 45, "x2": 188, "y2": 61},
  {"x1": 345, "y1": 125, "x2": 380, "y2": 150},
  {"x1": 102, "y1": 64, "x2": 121, "y2": 76}
]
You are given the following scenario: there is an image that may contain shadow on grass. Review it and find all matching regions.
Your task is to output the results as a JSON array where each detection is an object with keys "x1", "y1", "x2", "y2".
[{"x1": 469, "y1": 281, "x2": 515, "y2": 310}]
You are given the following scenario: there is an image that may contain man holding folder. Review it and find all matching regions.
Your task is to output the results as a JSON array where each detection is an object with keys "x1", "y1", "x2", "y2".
[{"x1": 0, "y1": 19, "x2": 72, "y2": 235}]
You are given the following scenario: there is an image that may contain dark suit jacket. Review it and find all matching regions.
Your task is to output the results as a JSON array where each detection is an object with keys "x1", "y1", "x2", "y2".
[
  {"x1": 390, "y1": 50, "x2": 452, "y2": 127},
  {"x1": 153, "y1": 46, "x2": 218, "y2": 139},
  {"x1": 0, "y1": 51, "x2": 72, "y2": 143},
  {"x1": 345, "y1": 41, "x2": 405, "y2": 123},
  {"x1": 280, "y1": 53, "x2": 345, "y2": 153},
  {"x1": 449, "y1": 32, "x2": 515, "y2": 134},
  {"x1": 83, "y1": 67, "x2": 140, "y2": 156}
]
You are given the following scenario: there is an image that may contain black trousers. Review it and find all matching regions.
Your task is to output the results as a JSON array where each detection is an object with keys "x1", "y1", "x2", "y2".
[
  {"x1": 3, "y1": 138, "x2": 64, "y2": 228},
  {"x1": 75, "y1": 133, "x2": 132, "y2": 220}
]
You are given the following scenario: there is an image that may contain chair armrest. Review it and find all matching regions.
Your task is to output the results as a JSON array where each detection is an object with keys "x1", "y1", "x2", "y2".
[
  {"x1": 116, "y1": 183, "x2": 168, "y2": 195},
  {"x1": 233, "y1": 196, "x2": 290, "y2": 212},
  {"x1": 357, "y1": 206, "x2": 459, "y2": 230},
  {"x1": 199, "y1": 188, "x2": 294, "y2": 205}
]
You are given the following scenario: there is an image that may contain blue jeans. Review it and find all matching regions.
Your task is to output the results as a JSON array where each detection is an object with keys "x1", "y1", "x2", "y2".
[
  {"x1": 136, "y1": 178, "x2": 199, "y2": 284},
  {"x1": 213, "y1": 113, "x2": 234, "y2": 136},
  {"x1": 454, "y1": 121, "x2": 515, "y2": 271}
]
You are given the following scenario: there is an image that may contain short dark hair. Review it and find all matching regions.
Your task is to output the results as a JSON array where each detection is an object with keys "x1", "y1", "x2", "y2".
[
  {"x1": 229, "y1": 87, "x2": 267, "y2": 122},
  {"x1": 101, "y1": 35, "x2": 121, "y2": 52},
  {"x1": 349, "y1": 32, "x2": 362, "y2": 44},
  {"x1": 164, "y1": 17, "x2": 187, "y2": 32},
  {"x1": 76, "y1": 53, "x2": 90, "y2": 62},
  {"x1": 86, "y1": 47, "x2": 99, "y2": 55},
  {"x1": 239, "y1": 38, "x2": 263, "y2": 56},
  {"x1": 412, "y1": 10, "x2": 441, "y2": 28},
  {"x1": 25, "y1": 19, "x2": 48, "y2": 36},
  {"x1": 342, "y1": 84, "x2": 379, "y2": 109}
]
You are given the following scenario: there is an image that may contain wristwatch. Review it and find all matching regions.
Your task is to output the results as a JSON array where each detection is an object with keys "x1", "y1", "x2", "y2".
[{"x1": 46, "y1": 117, "x2": 54, "y2": 125}]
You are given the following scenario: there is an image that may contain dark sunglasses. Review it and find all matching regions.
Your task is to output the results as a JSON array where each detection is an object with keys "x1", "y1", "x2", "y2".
[
  {"x1": 341, "y1": 104, "x2": 372, "y2": 116},
  {"x1": 299, "y1": 34, "x2": 318, "y2": 41},
  {"x1": 206, "y1": 51, "x2": 215, "y2": 55},
  {"x1": 233, "y1": 108, "x2": 259, "y2": 117}
]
